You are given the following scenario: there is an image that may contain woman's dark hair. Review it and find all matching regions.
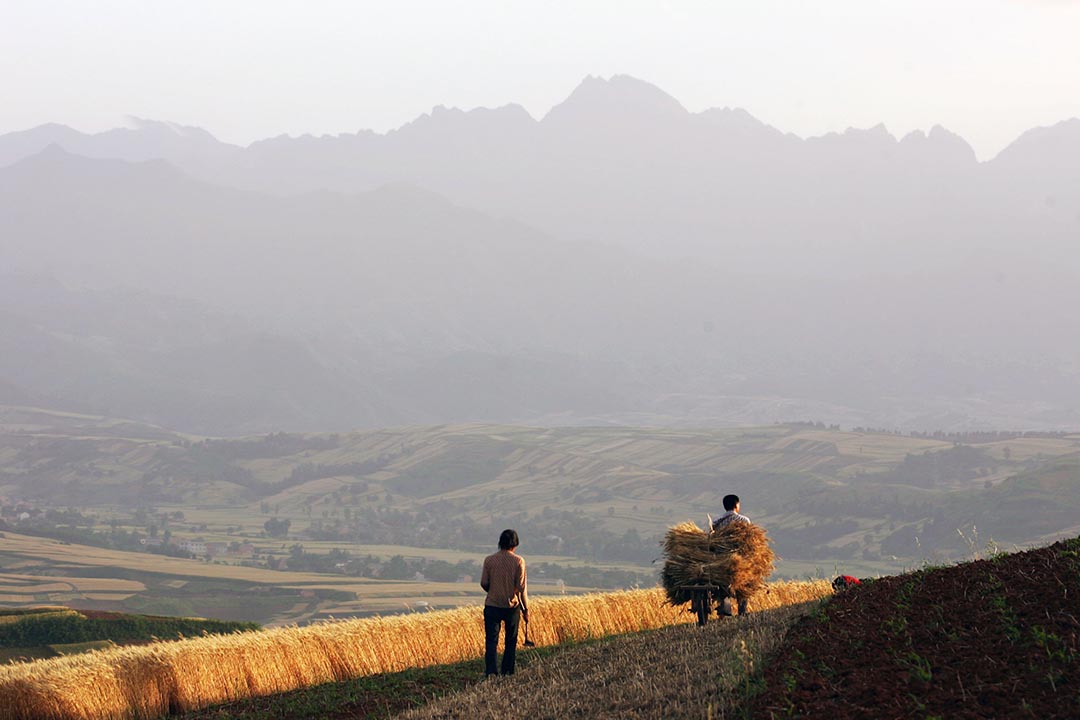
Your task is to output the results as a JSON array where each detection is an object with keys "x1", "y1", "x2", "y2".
[{"x1": 498, "y1": 529, "x2": 519, "y2": 550}]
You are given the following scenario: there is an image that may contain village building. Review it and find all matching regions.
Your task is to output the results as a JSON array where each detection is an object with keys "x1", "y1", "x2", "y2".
[{"x1": 176, "y1": 539, "x2": 207, "y2": 555}]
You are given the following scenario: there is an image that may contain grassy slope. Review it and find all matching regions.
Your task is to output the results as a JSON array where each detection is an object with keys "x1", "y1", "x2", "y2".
[
  {"x1": 176, "y1": 602, "x2": 822, "y2": 720},
  {"x1": 174, "y1": 538, "x2": 1080, "y2": 720}
]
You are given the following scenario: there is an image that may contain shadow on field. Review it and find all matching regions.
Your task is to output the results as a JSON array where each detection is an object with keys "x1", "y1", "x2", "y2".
[
  {"x1": 394, "y1": 601, "x2": 824, "y2": 720},
  {"x1": 177, "y1": 649, "x2": 560, "y2": 720}
]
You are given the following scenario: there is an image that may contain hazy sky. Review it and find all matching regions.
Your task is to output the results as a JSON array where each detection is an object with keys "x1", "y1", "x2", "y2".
[{"x1": 3, "y1": 0, "x2": 1079, "y2": 158}]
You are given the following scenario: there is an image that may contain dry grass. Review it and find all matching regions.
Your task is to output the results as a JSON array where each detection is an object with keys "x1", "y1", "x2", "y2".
[
  {"x1": 661, "y1": 521, "x2": 775, "y2": 605},
  {"x1": 48, "y1": 642, "x2": 118, "y2": 657},
  {"x1": 399, "y1": 599, "x2": 827, "y2": 720},
  {"x1": 0, "y1": 581, "x2": 831, "y2": 720}
]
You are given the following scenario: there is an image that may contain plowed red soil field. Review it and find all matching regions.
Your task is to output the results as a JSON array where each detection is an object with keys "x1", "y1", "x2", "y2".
[{"x1": 751, "y1": 536, "x2": 1080, "y2": 719}]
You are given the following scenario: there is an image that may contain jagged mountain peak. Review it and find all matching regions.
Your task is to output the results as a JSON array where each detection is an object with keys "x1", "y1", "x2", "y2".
[
  {"x1": 542, "y1": 74, "x2": 687, "y2": 124},
  {"x1": 393, "y1": 102, "x2": 537, "y2": 137},
  {"x1": 992, "y1": 117, "x2": 1080, "y2": 167},
  {"x1": 5, "y1": 143, "x2": 188, "y2": 185},
  {"x1": 697, "y1": 106, "x2": 759, "y2": 122},
  {"x1": 807, "y1": 122, "x2": 899, "y2": 150},
  {"x1": 121, "y1": 116, "x2": 221, "y2": 143},
  {"x1": 848, "y1": 122, "x2": 893, "y2": 139},
  {"x1": 22, "y1": 122, "x2": 80, "y2": 135},
  {"x1": 7, "y1": 142, "x2": 101, "y2": 172},
  {"x1": 0, "y1": 117, "x2": 234, "y2": 169},
  {"x1": 899, "y1": 125, "x2": 977, "y2": 165},
  {"x1": 0, "y1": 124, "x2": 88, "y2": 167},
  {"x1": 694, "y1": 106, "x2": 786, "y2": 137}
]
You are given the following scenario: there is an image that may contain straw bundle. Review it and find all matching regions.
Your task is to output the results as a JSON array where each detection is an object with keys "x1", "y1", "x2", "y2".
[{"x1": 661, "y1": 520, "x2": 775, "y2": 606}]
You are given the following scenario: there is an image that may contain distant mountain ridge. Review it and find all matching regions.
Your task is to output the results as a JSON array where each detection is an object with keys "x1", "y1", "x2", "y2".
[
  {"x1": 0, "y1": 75, "x2": 993, "y2": 168},
  {"x1": 4, "y1": 74, "x2": 1066, "y2": 175},
  {"x1": 4, "y1": 74, "x2": 1073, "y2": 265},
  {"x1": 1, "y1": 75, "x2": 1079, "y2": 433},
  {"x1": 1, "y1": 76, "x2": 1076, "y2": 263}
]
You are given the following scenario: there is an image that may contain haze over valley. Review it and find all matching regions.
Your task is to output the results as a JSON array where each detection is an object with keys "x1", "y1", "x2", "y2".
[{"x1": 3, "y1": 76, "x2": 1079, "y2": 435}]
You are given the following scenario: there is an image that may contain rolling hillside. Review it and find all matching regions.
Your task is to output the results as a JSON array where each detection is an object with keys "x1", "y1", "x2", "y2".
[
  {"x1": 0, "y1": 606, "x2": 256, "y2": 664},
  {"x1": 3, "y1": 406, "x2": 1079, "y2": 580}
]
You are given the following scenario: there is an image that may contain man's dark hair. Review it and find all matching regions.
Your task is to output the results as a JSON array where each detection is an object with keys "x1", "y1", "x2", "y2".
[
  {"x1": 498, "y1": 529, "x2": 519, "y2": 550},
  {"x1": 722, "y1": 494, "x2": 740, "y2": 512}
]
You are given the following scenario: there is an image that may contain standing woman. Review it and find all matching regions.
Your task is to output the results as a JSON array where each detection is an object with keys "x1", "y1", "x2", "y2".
[{"x1": 480, "y1": 528, "x2": 529, "y2": 676}]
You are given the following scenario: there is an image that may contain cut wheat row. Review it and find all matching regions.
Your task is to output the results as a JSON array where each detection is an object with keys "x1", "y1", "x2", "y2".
[{"x1": 0, "y1": 581, "x2": 832, "y2": 720}]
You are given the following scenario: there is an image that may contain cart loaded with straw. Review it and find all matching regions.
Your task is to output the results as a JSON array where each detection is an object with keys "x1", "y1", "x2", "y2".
[{"x1": 660, "y1": 520, "x2": 775, "y2": 625}]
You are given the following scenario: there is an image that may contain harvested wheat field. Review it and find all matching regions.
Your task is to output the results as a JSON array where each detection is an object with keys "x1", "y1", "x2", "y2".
[
  {"x1": 751, "y1": 535, "x2": 1080, "y2": 719},
  {"x1": 398, "y1": 600, "x2": 824, "y2": 720},
  {"x1": 0, "y1": 581, "x2": 831, "y2": 720}
]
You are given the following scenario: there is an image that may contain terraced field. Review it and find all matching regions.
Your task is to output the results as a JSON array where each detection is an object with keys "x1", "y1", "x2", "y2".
[{"x1": 0, "y1": 532, "x2": 597, "y2": 624}]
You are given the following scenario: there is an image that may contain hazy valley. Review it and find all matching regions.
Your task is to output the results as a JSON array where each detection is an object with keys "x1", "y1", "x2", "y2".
[{"x1": 3, "y1": 76, "x2": 1080, "y2": 435}]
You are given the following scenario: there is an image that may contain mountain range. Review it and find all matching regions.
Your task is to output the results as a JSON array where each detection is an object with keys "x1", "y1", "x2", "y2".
[{"x1": 1, "y1": 75, "x2": 1078, "y2": 434}]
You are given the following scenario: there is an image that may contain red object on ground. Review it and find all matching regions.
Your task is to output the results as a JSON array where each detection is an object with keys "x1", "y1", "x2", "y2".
[{"x1": 832, "y1": 575, "x2": 861, "y2": 590}]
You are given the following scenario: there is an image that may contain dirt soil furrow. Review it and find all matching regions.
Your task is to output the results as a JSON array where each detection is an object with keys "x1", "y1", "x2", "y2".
[{"x1": 751, "y1": 536, "x2": 1080, "y2": 719}]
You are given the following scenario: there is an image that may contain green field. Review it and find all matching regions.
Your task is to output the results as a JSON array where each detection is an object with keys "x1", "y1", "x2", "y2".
[{"x1": 0, "y1": 606, "x2": 255, "y2": 663}]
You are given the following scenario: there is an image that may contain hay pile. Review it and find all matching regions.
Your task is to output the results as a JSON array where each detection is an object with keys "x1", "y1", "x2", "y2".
[{"x1": 661, "y1": 520, "x2": 775, "y2": 605}]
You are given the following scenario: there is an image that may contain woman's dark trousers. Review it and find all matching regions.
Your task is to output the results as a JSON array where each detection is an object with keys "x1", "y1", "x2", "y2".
[{"x1": 483, "y1": 605, "x2": 521, "y2": 676}]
